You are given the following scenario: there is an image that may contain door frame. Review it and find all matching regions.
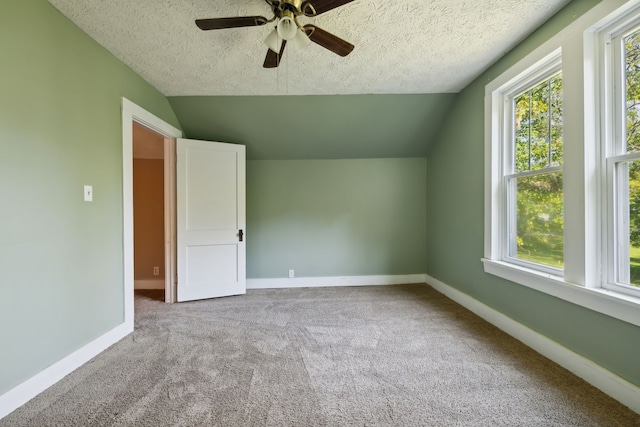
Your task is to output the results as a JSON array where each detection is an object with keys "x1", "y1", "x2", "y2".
[{"x1": 122, "y1": 98, "x2": 182, "y2": 327}]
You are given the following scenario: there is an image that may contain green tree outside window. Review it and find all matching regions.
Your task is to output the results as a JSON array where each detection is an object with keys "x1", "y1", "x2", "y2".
[{"x1": 513, "y1": 75, "x2": 564, "y2": 268}]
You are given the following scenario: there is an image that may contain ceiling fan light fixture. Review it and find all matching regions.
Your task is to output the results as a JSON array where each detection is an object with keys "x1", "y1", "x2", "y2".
[
  {"x1": 294, "y1": 27, "x2": 312, "y2": 49},
  {"x1": 264, "y1": 28, "x2": 283, "y2": 53},
  {"x1": 276, "y1": 15, "x2": 298, "y2": 40}
]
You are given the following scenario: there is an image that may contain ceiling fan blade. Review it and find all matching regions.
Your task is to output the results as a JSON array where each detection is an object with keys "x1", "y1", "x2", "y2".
[
  {"x1": 263, "y1": 40, "x2": 287, "y2": 68},
  {"x1": 303, "y1": 0, "x2": 355, "y2": 16},
  {"x1": 303, "y1": 25, "x2": 354, "y2": 57},
  {"x1": 195, "y1": 16, "x2": 268, "y2": 30}
]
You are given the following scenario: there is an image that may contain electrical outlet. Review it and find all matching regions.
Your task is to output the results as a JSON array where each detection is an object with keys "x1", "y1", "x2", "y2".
[
  {"x1": 288, "y1": 269, "x2": 294, "y2": 278},
  {"x1": 153, "y1": 266, "x2": 160, "y2": 276}
]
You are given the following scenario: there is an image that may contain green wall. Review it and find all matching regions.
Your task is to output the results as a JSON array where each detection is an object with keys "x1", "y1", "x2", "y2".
[
  {"x1": 0, "y1": 1, "x2": 181, "y2": 395},
  {"x1": 171, "y1": 93, "x2": 441, "y2": 281},
  {"x1": 169, "y1": 94, "x2": 456, "y2": 160},
  {"x1": 426, "y1": 0, "x2": 640, "y2": 388},
  {"x1": 247, "y1": 159, "x2": 427, "y2": 278}
]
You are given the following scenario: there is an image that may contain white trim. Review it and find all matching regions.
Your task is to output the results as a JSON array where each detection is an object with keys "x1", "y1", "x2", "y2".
[
  {"x1": 134, "y1": 279, "x2": 165, "y2": 290},
  {"x1": 484, "y1": 47, "x2": 563, "y2": 264},
  {"x1": 0, "y1": 323, "x2": 130, "y2": 419},
  {"x1": 247, "y1": 274, "x2": 427, "y2": 289},
  {"x1": 486, "y1": 48, "x2": 564, "y2": 274},
  {"x1": 164, "y1": 137, "x2": 177, "y2": 303},
  {"x1": 581, "y1": 19, "x2": 603, "y2": 289},
  {"x1": 122, "y1": 98, "x2": 182, "y2": 324},
  {"x1": 425, "y1": 274, "x2": 640, "y2": 415},
  {"x1": 482, "y1": 258, "x2": 640, "y2": 327}
]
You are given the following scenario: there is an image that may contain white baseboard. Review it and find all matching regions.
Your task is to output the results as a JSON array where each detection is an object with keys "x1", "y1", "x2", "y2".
[
  {"x1": 134, "y1": 279, "x2": 164, "y2": 290},
  {"x1": 247, "y1": 274, "x2": 427, "y2": 289},
  {"x1": 0, "y1": 322, "x2": 132, "y2": 419},
  {"x1": 425, "y1": 274, "x2": 640, "y2": 415}
]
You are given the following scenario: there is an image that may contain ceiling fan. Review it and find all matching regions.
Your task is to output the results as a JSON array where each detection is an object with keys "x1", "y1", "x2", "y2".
[{"x1": 195, "y1": 0, "x2": 355, "y2": 68}]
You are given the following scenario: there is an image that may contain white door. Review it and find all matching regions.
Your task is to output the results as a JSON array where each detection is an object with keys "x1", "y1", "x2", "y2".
[{"x1": 176, "y1": 138, "x2": 246, "y2": 302}]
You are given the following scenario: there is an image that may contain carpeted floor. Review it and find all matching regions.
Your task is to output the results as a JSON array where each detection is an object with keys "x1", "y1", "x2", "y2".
[{"x1": 2, "y1": 284, "x2": 639, "y2": 426}]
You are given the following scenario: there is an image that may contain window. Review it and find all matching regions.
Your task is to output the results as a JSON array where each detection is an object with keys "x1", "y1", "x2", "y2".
[
  {"x1": 484, "y1": 50, "x2": 564, "y2": 278},
  {"x1": 508, "y1": 72, "x2": 564, "y2": 273},
  {"x1": 483, "y1": 1, "x2": 640, "y2": 327},
  {"x1": 602, "y1": 13, "x2": 640, "y2": 298}
]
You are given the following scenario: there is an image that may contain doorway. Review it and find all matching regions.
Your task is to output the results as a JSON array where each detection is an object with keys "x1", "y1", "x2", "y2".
[
  {"x1": 122, "y1": 99, "x2": 246, "y2": 320},
  {"x1": 132, "y1": 122, "x2": 170, "y2": 302},
  {"x1": 122, "y1": 99, "x2": 182, "y2": 328}
]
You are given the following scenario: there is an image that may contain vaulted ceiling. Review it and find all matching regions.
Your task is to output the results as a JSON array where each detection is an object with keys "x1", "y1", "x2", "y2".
[{"x1": 44, "y1": 0, "x2": 575, "y2": 159}]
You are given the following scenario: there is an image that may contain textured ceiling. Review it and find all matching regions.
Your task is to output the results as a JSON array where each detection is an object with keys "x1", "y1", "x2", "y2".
[{"x1": 46, "y1": 0, "x2": 571, "y2": 96}]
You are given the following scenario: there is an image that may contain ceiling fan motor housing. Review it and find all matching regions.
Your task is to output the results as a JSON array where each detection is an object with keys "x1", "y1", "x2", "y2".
[
  {"x1": 272, "y1": 0, "x2": 316, "y2": 17},
  {"x1": 284, "y1": 0, "x2": 304, "y2": 10}
]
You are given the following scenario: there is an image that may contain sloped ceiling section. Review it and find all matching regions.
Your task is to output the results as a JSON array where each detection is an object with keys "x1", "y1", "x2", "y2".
[
  {"x1": 168, "y1": 94, "x2": 457, "y2": 159},
  {"x1": 47, "y1": 0, "x2": 571, "y2": 96}
]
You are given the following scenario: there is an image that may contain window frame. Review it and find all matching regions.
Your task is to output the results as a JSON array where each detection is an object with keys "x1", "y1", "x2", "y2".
[
  {"x1": 483, "y1": 0, "x2": 640, "y2": 329},
  {"x1": 502, "y1": 63, "x2": 565, "y2": 276},
  {"x1": 485, "y1": 49, "x2": 564, "y2": 278},
  {"x1": 599, "y1": 10, "x2": 640, "y2": 298}
]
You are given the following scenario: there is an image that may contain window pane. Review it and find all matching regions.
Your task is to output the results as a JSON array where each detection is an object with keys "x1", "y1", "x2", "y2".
[
  {"x1": 514, "y1": 75, "x2": 563, "y2": 173},
  {"x1": 530, "y1": 82, "x2": 550, "y2": 170},
  {"x1": 618, "y1": 160, "x2": 640, "y2": 287},
  {"x1": 625, "y1": 29, "x2": 640, "y2": 153},
  {"x1": 515, "y1": 96, "x2": 531, "y2": 172},
  {"x1": 550, "y1": 76, "x2": 563, "y2": 166},
  {"x1": 514, "y1": 171, "x2": 564, "y2": 269}
]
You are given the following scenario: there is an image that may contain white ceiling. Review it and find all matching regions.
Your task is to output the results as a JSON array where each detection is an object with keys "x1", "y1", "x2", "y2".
[{"x1": 47, "y1": 0, "x2": 571, "y2": 96}]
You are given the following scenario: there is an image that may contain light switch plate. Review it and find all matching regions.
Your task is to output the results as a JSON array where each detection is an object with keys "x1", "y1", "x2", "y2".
[{"x1": 84, "y1": 185, "x2": 93, "y2": 202}]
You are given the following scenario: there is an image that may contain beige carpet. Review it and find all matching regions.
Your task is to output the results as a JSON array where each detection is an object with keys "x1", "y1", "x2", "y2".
[{"x1": 2, "y1": 284, "x2": 639, "y2": 426}]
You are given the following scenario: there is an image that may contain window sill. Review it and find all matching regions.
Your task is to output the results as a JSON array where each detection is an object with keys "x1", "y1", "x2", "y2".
[{"x1": 481, "y1": 258, "x2": 640, "y2": 327}]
